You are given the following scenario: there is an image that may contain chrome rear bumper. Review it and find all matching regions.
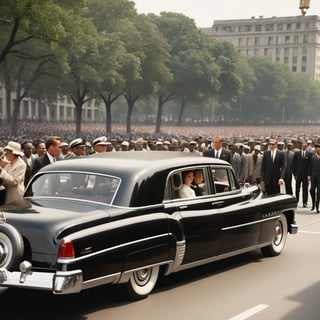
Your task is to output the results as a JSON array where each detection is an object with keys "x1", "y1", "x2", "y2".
[{"x1": 0, "y1": 265, "x2": 83, "y2": 294}]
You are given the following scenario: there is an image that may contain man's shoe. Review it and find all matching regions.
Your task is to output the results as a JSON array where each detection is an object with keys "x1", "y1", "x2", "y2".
[
  {"x1": 311, "y1": 205, "x2": 315, "y2": 211},
  {"x1": 303, "y1": 204, "x2": 307, "y2": 208}
]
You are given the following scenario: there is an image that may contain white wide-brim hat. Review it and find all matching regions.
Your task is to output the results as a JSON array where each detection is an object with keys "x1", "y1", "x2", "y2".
[{"x1": 4, "y1": 141, "x2": 23, "y2": 156}]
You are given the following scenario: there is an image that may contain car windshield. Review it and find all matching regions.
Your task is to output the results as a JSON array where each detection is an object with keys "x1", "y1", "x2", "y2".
[{"x1": 25, "y1": 172, "x2": 120, "y2": 205}]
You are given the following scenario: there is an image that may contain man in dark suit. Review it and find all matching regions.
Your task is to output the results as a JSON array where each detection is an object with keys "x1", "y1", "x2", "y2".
[
  {"x1": 308, "y1": 144, "x2": 320, "y2": 213},
  {"x1": 260, "y1": 138, "x2": 286, "y2": 195},
  {"x1": 203, "y1": 135, "x2": 232, "y2": 164},
  {"x1": 31, "y1": 136, "x2": 61, "y2": 177},
  {"x1": 21, "y1": 141, "x2": 35, "y2": 187},
  {"x1": 292, "y1": 141, "x2": 311, "y2": 208}
]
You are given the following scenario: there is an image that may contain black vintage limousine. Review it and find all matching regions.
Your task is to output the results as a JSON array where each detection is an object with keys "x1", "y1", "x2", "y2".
[{"x1": 0, "y1": 151, "x2": 298, "y2": 300}]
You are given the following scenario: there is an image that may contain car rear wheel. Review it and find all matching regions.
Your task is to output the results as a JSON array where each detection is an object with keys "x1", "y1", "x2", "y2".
[
  {"x1": 123, "y1": 265, "x2": 160, "y2": 300},
  {"x1": 261, "y1": 213, "x2": 288, "y2": 257},
  {"x1": 0, "y1": 224, "x2": 24, "y2": 270}
]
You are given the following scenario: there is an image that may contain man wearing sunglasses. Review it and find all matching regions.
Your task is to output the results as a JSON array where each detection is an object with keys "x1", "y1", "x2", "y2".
[{"x1": 260, "y1": 138, "x2": 286, "y2": 195}]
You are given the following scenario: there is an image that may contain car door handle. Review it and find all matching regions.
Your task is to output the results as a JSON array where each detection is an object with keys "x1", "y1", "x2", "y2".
[{"x1": 211, "y1": 201, "x2": 224, "y2": 208}]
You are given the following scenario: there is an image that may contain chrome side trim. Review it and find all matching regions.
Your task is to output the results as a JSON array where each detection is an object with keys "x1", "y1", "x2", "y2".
[
  {"x1": 81, "y1": 272, "x2": 121, "y2": 290},
  {"x1": 174, "y1": 242, "x2": 272, "y2": 273},
  {"x1": 57, "y1": 233, "x2": 171, "y2": 264},
  {"x1": 165, "y1": 240, "x2": 186, "y2": 275},
  {"x1": 221, "y1": 216, "x2": 280, "y2": 231}
]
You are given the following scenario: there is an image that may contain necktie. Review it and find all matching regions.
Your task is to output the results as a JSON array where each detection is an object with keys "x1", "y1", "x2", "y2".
[
  {"x1": 215, "y1": 151, "x2": 219, "y2": 158},
  {"x1": 271, "y1": 151, "x2": 274, "y2": 161},
  {"x1": 302, "y1": 151, "x2": 305, "y2": 158},
  {"x1": 253, "y1": 154, "x2": 257, "y2": 165}
]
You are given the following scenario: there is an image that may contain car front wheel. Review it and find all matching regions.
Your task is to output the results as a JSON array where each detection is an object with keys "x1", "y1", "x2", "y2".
[
  {"x1": 261, "y1": 213, "x2": 288, "y2": 257},
  {"x1": 0, "y1": 223, "x2": 24, "y2": 270},
  {"x1": 123, "y1": 265, "x2": 160, "y2": 300}
]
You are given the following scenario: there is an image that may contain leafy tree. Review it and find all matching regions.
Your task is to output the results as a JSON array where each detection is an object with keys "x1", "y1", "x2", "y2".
[
  {"x1": 88, "y1": 0, "x2": 141, "y2": 134},
  {"x1": 150, "y1": 12, "x2": 220, "y2": 127},
  {"x1": 0, "y1": 0, "x2": 87, "y2": 64},
  {"x1": 123, "y1": 14, "x2": 172, "y2": 133}
]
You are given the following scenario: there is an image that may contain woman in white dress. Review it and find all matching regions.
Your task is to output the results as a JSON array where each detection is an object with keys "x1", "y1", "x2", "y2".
[
  {"x1": 0, "y1": 141, "x2": 26, "y2": 204},
  {"x1": 179, "y1": 170, "x2": 196, "y2": 198}
]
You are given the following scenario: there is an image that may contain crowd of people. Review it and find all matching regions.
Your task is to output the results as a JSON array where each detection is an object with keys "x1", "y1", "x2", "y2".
[{"x1": 0, "y1": 121, "x2": 320, "y2": 212}]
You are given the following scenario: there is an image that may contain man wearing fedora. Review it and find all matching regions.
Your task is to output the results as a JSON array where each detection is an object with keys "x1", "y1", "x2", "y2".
[
  {"x1": 0, "y1": 141, "x2": 27, "y2": 204},
  {"x1": 31, "y1": 136, "x2": 61, "y2": 177}
]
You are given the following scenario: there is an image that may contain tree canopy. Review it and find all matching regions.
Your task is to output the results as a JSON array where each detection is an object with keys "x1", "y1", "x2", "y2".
[{"x1": 1, "y1": 0, "x2": 320, "y2": 137}]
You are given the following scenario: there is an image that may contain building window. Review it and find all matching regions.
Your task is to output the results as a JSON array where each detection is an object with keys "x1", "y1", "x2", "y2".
[
  {"x1": 287, "y1": 23, "x2": 291, "y2": 31},
  {"x1": 246, "y1": 37, "x2": 250, "y2": 46},
  {"x1": 277, "y1": 23, "x2": 283, "y2": 31},
  {"x1": 244, "y1": 25, "x2": 251, "y2": 32},
  {"x1": 268, "y1": 36, "x2": 273, "y2": 45},
  {"x1": 294, "y1": 35, "x2": 299, "y2": 43},
  {"x1": 284, "y1": 57, "x2": 289, "y2": 64},
  {"x1": 284, "y1": 47, "x2": 290, "y2": 55},
  {"x1": 31, "y1": 101, "x2": 36, "y2": 117},
  {"x1": 303, "y1": 34, "x2": 308, "y2": 43},
  {"x1": 24, "y1": 100, "x2": 29, "y2": 117},
  {"x1": 301, "y1": 66, "x2": 306, "y2": 72},
  {"x1": 254, "y1": 37, "x2": 260, "y2": 45},
  {"x1": 285, "y1": 35, "x2": 290, "y2": 44},
  {"x1": 302, "y1": 56, "x2": 307, "y2": 63},
  {"x1": 255, "y1": 24, "x2": 262, "y2": 31},
  {"x1": 59, "y1": 105, "x2": 64, "y2": 119},
  {"x1": 292, "y1": 66, "x2": 297, "y2": 72},
  {"x1": 222, "y1": 26, "x2": 233, "y2": 33},
  {"x1": 265, "y1": 24, "x2": 274, "y2": 31},
  {"x1": 276, "y1": 47, "x2": 281, "y2": 55},
  {"x1": 296, "y1": 23, "x2": 301, "y2": 30}
]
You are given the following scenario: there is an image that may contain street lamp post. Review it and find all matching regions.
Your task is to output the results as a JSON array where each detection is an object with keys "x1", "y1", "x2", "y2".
[{"x1": 299, "y1": 0, "x2": 311, "y2": 16}]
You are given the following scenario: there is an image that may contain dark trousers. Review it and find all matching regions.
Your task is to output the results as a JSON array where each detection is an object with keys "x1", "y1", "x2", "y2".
[
  {"x1": 284, "y1": 173, "x2": 293, "y2": 195},
  {"x1": 310, "y1": 177, "x2": 320, "y2": 210},
  {"x1": 295, "y1": 175, "x2": 308, "y2": 205}
]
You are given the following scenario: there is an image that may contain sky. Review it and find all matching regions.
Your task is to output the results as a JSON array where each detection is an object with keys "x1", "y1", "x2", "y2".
[{"x1": 133, "y1": 0, "x2": 320, "y2": 27}]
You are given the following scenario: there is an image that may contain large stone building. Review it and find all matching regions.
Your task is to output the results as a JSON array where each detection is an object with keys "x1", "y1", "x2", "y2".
[
  {"x1": 0, "y1": 82, "x2": 99, "y2": 122},
  {"x1": 203, "y1": 15, "x2": 320, "y2": 80}
]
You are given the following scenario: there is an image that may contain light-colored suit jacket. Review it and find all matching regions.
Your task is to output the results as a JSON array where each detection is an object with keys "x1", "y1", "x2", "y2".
[
  {"x1": 0, "y1": 157, "x2": 26, "y2": 204},
  {"x1": 247, "y1": 152, "x2": 263, "y2": 184}
]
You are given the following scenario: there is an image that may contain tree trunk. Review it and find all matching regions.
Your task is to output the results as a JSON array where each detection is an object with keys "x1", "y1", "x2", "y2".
[
  {"x1": 178, "y1": 97, "x2": 187, "y2": 126},
  {"x1": 75, "y1": 102, "x2": 83, "y2": 137},
  {"x1": 126, "y1": 100, "x2": 134, "y2": 133},
  {"x1": 100, "y1": 93, "x2": 121, "y2": 135}
]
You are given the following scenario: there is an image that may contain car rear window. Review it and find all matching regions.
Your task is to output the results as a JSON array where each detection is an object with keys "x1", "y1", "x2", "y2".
[{"x1": 25, "y1": 172, "x2": 120, "y2": 204}]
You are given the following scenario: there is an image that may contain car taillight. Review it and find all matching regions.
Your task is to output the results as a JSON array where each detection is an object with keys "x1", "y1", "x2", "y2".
[{"x1": 58, "y1": 239, "x2": 75, "y2": 259}]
